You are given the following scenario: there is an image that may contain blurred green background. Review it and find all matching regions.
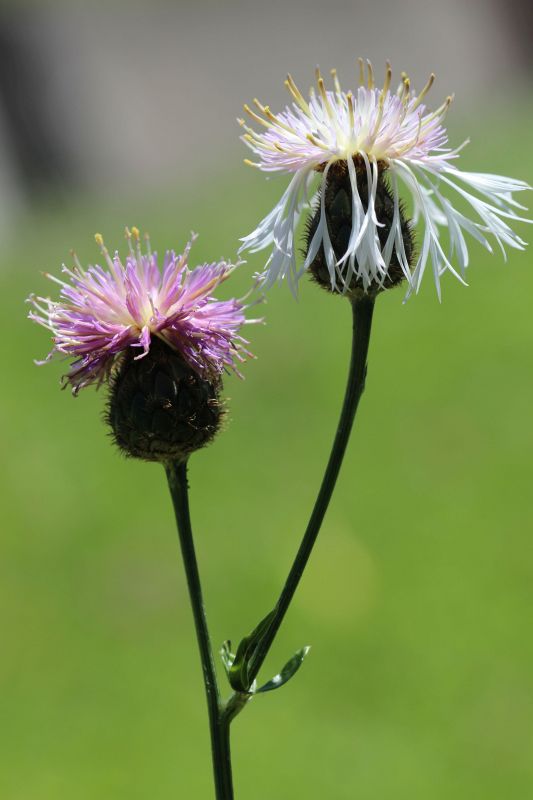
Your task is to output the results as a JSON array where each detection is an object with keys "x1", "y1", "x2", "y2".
[
  {"x1": 1, "y1": 100, "x2": 532, "y2": 799},
  {"x1": 1, "y1": 1, "x2": 532, "y2": 794}
]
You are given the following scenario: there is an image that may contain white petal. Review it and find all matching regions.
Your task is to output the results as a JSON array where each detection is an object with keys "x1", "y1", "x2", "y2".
[{"x1": 240, "y1": 169, "x2": 313, "y2": 290}]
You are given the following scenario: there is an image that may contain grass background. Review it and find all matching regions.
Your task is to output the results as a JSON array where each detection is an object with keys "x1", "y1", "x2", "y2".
[{"x1": 1, "y1": 102, "x2": 532, "y2": 799}]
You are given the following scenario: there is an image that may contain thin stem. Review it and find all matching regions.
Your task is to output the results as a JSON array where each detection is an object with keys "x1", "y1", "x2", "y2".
[
  {"x1": 248, "y1": 296, "x2": 375, "y2": 683},
  {"x1": 165, "y1": 460, "x2": 234, "y2": 799}
]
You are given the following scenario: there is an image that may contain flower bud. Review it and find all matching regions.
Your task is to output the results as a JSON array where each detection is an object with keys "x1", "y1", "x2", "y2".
[{"x1": 106, "y1": 337, "x2": 223, "y2": 463}]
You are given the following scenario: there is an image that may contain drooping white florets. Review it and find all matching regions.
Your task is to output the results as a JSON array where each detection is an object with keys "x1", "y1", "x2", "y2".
[{"x1": 239, "y1": 60, "x2": 531, "y2": 299}]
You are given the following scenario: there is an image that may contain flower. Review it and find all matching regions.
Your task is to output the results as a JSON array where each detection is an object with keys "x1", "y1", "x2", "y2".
[
  {"x1": 239, "y1": 60, "x2": 530, "y2": 298},
  {"x1": 28, "y1": 228, "x2": 255, "y2": 394}
]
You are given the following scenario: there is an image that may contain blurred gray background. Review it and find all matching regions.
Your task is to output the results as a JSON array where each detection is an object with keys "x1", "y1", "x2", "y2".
[{"x1": 0, "y1": 0, "x2": 530, "y2": 235}]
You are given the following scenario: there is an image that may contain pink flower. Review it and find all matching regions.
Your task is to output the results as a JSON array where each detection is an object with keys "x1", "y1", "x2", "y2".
[{"x1": 29, "y1": 228, "x2": 257, "y2": 393}]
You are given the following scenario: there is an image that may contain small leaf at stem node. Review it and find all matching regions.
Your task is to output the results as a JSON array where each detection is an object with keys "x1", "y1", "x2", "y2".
[{"x1": 256, "y1": 646, "x2": 311, "y2": 694}]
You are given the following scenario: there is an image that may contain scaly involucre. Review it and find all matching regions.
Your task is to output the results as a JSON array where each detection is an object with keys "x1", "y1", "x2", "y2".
[
  {"x1": 28, "y1": 228, "x2": 255, "y2": 393},
  {"x1": 239, "y1": 60, "x2": 530, "y2": 298}
]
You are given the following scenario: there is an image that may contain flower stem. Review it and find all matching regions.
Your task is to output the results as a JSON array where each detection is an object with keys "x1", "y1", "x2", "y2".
[
  {"x1": 248, "y1": 295, "x2": 375, "y2": 683},
  {"x1": 165, "y1": 460, "x2": 233, "y2": 799}
]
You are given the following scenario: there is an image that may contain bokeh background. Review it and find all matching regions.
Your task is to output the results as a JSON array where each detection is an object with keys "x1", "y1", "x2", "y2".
[{"x1": 1, "y1": 2, "x2": 532, "y2": 798}]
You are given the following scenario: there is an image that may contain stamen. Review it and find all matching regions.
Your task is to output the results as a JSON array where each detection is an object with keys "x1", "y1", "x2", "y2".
[
  {"x1": 94, "y1": 233, "x2": 115, "y2": 272},
  {"x1": 131, "y1": 226, "x2": 143, "y2": 267},
  {"x1": 306, "y1": 133, "x2": 329, "y2": 150},
  {"x1": 315, "y1": 67, "x2": 334, "y2": 120},
  {"x1": 263, "y1": 106, "x2": 297, "y2": 134},
  {"x1": 366, "y1": 59, "x2": 374, "y2": 89},
  {"x1": 395, "y1": 111, "x2": 423, "y2": 156},
  {"x1": 400, "y1": 74, "x2": 411, "y2": 103},
  {"x1": 43, "y1": 271, "x2": 69, "y2": 289},
  {"x1": 238, "y1": 118, "x2": 266, "y2": 141},
  {"x1": 125, "y1": 227, "x2": 135, "y2": 256},
  {"x1": 383, "y1": 61, "x2": 392, "y2": 96},
  {"x1": 243, "y1": 103, "x2": 271, "y2": 129},
  {"x1": 144, "y1": 232, "x2": 152, "y2": 258},
  {"x1": 330, "y1": 67, "x2": 342, "y2": 95},
  {"x1": 421, "y1": 94, "x2": 454, "y2": 125},
  {"x1": 371, "y1": 61, "x2": 392, "y2": 137},
  {"x1": 358, "y1": 57, "x2": 365, "y2": 87},
  {"x1": 317, "y1": 77, "x2": 334, "y2": 118},
  {"x1": 285, "y1": 74, "x2": 312, "y2": 116},
  {"x1": 70, "y1": 250, "x2": 84, "y2": 272},
  {"x1": 346, "y1": 91, "x2": 355, "y2": 130},
  {"x1": 254, "y1": 99, "x2": 298, "y2": 135},
  {"x1": 410, "y1": 73, "x2": 435, "y2": 111}
]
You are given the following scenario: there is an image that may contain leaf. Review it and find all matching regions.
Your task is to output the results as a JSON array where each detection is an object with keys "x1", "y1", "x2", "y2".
[
  {"x1": 256, "y1": 646, "x2": 311, "y2": 694},
  {"x1": 227, "y1": 609, "x2": 276, "y2": 693},
  {"x1": 220, "y1": 640, "x2": 235, "y2": 675}
]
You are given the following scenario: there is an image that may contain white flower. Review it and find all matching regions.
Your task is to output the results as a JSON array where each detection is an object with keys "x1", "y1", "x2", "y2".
[{"x1": 239, "y1": 60, "x2": 530, "y2": 299}]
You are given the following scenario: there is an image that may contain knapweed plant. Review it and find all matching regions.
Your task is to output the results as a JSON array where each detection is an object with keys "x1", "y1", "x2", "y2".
[{"x1": 28, "y1": 61, "x2": 530, "y2": 799}]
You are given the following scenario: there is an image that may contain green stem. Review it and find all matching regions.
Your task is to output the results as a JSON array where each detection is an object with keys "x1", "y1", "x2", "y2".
[
  {"x1": 165, "y1": 460, "x2": 233, "y2": 799},
  {"x1": 248, "y1": 295, "x2": 375, "y2": 684}
]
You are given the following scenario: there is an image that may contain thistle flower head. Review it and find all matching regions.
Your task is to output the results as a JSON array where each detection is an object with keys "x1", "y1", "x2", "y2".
[
  {"x1": 239, "y1": 60, "x2": 531, "y2": 298},
  {"x1": 29, "y1": 228, "x2": 255, "y2": 394}
]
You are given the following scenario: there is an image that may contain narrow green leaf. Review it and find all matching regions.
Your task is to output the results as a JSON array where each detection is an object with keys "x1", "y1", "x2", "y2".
[
  {"x1": 228, "y1": 609, "x2": 276, "y2": 692},
  {"x1": 220, "y1": 640, "x2": 235, "y2": 675},
  {"x1": 256, "y1": 646, "x2": 311, "y2": 694}
]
